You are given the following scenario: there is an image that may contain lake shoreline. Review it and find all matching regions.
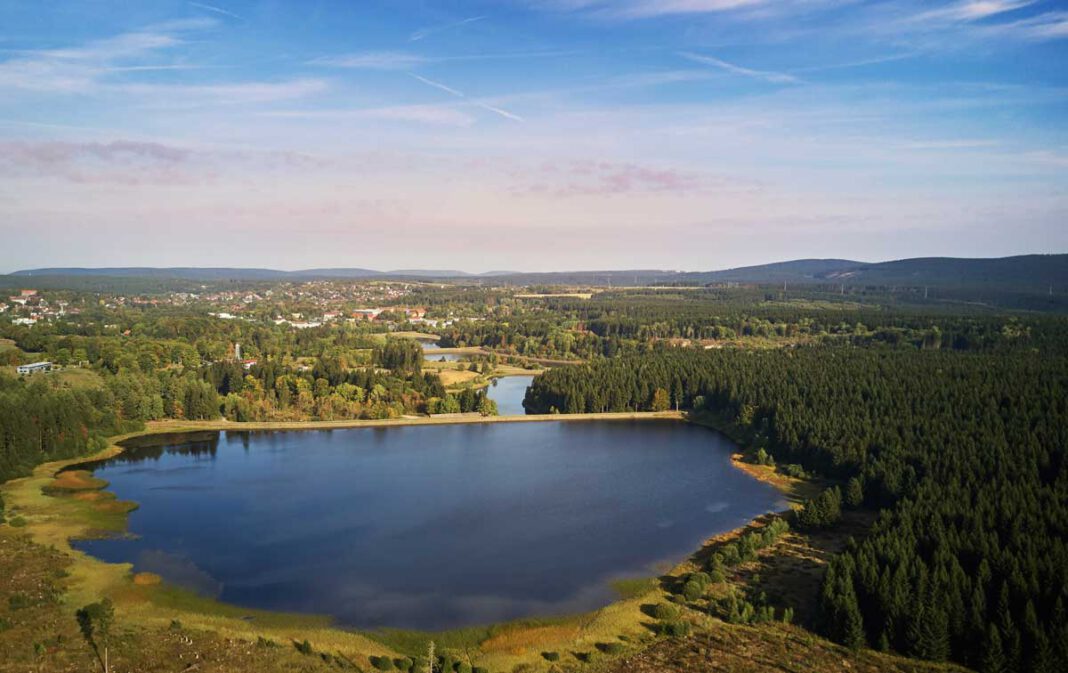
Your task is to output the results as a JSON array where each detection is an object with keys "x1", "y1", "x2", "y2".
[{"x1": 1, "y1": 409, "x2": 806, "y2": 671}]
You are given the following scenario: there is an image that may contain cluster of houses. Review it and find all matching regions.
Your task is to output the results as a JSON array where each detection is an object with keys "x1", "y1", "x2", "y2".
[
  {"x1": 2, "y1": 289, "x2": 71, "y2": 326},
  {"x1": 3, "y1": 283, "x2": 467, "y2": 336},
  {"x1": 271, "y1": 306, "x2": 449, "y2": 329}
]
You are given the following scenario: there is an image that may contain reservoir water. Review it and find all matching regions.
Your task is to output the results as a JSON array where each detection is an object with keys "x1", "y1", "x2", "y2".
[{"x1": 74, "y1": 421, "x2": 782, "y2": 630}]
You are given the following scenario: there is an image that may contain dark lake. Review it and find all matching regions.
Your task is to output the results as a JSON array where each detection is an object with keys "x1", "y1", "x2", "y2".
[{"x1": 74, "y1": 421, "x2": 782, "y2": 630}]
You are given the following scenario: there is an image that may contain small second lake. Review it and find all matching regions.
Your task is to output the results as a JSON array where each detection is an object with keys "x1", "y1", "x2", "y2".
[
  {"x1": 487, "y1": 375, "x2": 535, "y2": 415},
  {"x1": 74, "y1": 421, "x2": 782, "y2": 630},
  {"x1": 422, "y1": 341, "x2": 465, "y2": 362}
]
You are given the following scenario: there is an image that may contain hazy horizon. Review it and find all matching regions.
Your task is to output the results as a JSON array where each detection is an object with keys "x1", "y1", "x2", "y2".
[
  {"x1": 6, "y1": 250, "x2": 1068, "y2": 278},
  {"x1": 2, "y1": 1, "x2": 1067, "y2": 271}
]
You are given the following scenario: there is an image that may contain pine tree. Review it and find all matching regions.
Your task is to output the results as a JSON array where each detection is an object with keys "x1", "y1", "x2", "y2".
[
  {"x1": 845, "y1": 477, "x2": 864, "y2": 509},
  {"x1": 980, "y1": 625, "x2": 1006, "y2": 673}
]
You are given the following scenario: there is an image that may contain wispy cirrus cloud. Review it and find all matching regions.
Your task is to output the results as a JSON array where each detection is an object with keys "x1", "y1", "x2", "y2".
[
  {"x1": 983, "y1": 10, "x2": 1068, "y2": 40},
  {"x1": 907, "y1": 0, "x2": 1035, "y2": 24},
  {"x1": 188, "y1": 2, "x2": 242, "y2": 20},
  {"x1": 410, "y1": 16, "x2": 486, "y2": 42},
  {"x1": 308, "y1": 51, "x2": 431, "y2": 70},
  {"x1": 409, "y1": 74, "x2": 524, "y2": 122},
  {"x1": 526, "y1": 0, "x2": 765, "y2": 19},
  {"x1": 847, "y1": 1, "x2": 1066, "y2": 45},
  {"x1": 0, "y1": 27, "x2": 190, "y2": 92},
  {"x1": 0, "y1": 21, "x2": 326, "y2": 106},
  {"x1": 264, "y1": 104, "x2": 477, "y2": 127},
  {"x1": 309, "y1": 49, "x2": 578, "y2": 70},
  {"x1": 679, "y1": 51, "x2": 799, "y2": 84},
  {"x1": 530, "y1": 159, "x2": 706, "y2": 196},
  {"x1": 120, "y1": 79, "x2": 327, "y2": 108},
  {"x1": 0, "y1": 139, "x2": 327, "y2": 184}
]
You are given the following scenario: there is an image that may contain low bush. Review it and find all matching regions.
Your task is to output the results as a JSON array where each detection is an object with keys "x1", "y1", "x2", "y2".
[
  {"x1": 370, "y1": 655, "x2": 395, "y2": 671},
  {"x1": 653, "y1": 603, "x2": 680, "y2": 621},
  {"x1": 682, "y1": 579, "x2": 704, "y2": 602},
  {"x1": 778, "y1": 463, "x2": 807, "y2": 478},
  {"x1": 542, "y1": 651, "x2": 560, "y2": 661},
  {"x1": 599, "y1": 642, "x2": 624, "y2": 655}
]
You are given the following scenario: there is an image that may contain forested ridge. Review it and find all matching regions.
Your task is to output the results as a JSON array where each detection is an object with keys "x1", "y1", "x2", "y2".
[{"x1": 524, "y1": 347, "x2": 1068, "y2": 672}]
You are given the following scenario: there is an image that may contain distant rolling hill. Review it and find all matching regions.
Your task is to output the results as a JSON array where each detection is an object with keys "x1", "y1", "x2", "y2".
[
  {"x1": 819, "y1": 255, "x2": 1068, "y2": 290},
  {"x1": 680, "y1": 254, "x2": 1067, "y2": 291},
  {"x1": 8, "y1": 266, "x2": 686, "y2": 285},
  {"x1": 9, "y1": 255, "x2": 1066, "y2": 291},
  {"x1": 9, "y1": 267, "x2": 380, "y2": 281},
  {"x1": 678, "y1": 259, "x2": 862, "y2": 285}
]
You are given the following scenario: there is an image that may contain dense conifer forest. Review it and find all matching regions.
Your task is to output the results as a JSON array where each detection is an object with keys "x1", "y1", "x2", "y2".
[{"x1": 524, "y1": 345, "x2": 1068, "y2": 671}]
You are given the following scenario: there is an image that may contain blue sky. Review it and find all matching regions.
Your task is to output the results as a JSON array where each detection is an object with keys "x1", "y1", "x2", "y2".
[{"x1": 1, "y1": 0, "x2": 1066, "y2": 272}]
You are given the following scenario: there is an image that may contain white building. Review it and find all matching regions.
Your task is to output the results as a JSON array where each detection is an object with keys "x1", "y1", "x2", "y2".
[{"x1": 17, "y1": 361, "x2": 52, "y2": 375}]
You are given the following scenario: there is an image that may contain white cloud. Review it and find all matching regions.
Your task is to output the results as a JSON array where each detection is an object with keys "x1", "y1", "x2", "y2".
[
  {"x1": 527, "y1": 0, "x2": 765, "y2": 19},
  {"x1": 409, "y1": 74, "x2": 525, "y2": 122},
  {"x1": 309, "y1": 51, "x2": 431, "y2": 70},
  {"x1": 985, "y1": 11, "x2": 1068, "y2": 40},
  {"x1": 909, "y1": 0, "x2": 1034, "y2": 24},
  {"x1": 188, "y1": 2, "x2": 242, "y2": 20},
  {"x1": 264, "y1": 105, "x2": 477, "y2": 127},
  {"x1": 118, "y1": 79, "x2": 328, "y2": 107},
  {"x1": 0, "y1": 23, "x2": 327, "y2": 106},
  {"x1": 679, "y1": 52, "x2": 799, "y2": 84},
  {"x1": 409, "y1": 16, "x2": 486, "y2": 42}
]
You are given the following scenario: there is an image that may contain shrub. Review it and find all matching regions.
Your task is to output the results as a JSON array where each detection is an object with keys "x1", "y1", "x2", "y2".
[
  {"x1": 456, "y1": 663, "x2": 472, "y2": 673},
  {"x1": 664, "y1": 621, "x2": 691, "y2": 637},
  {"x1": 682, "y1": 579, "x2": 704, "y2": 602},
  {"x1": 371, "y1": 655, "x2": 395, "y2": 671},
  {"x1": 720, "y1": 544, "x2": 741, "y2": 565},
  {"x1": 294, "y1": 639, "x2": 313, "y2": 655},
  {"x1": 9, "y1": 516, "x2": 27, "y2": 528},
  {"x1": 599, "y1": 642, "x2": 624, "y2": 655},
  {"x1": 653, "y1": 603, "x2": 680, "y2": 621},
  {"x1": 779, "y1": 463, "x2": 807, "y2": 478},
  {"x1": 542, "y1": 651, "x2": 560, "y2": 661},
  {"x1": 707, "y1": 568, "x2": 726, "y2": 583},
  {"x1": 393, "y1": 657, "x2": 413, "y2": 672}
]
